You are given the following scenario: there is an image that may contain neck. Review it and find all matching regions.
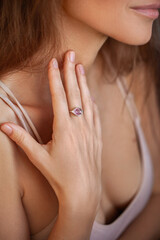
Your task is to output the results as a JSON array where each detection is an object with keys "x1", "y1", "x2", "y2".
[
  {"x1": 59, "y1": 11, "x2": 107, "y2": 74},
  {"x1": 1, "y1": 11, "x2": 108, "y2": 108}
]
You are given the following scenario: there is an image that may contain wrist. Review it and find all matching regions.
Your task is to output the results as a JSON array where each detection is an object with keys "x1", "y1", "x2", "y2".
[
  {"x1": 59, "y1": 197, "x2": 98, "y2": 221},
  {"x1": 49, "y1": 204, "x2": 94, "y2": 240}
]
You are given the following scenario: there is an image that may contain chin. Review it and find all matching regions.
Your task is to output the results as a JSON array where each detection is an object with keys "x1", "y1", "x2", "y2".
[
  {"x1": 124, "y1": 33, "x2": 152, "y2": 46},
  {"x1": 111, "y1": 27, "x2": 153, "y2": 46}
]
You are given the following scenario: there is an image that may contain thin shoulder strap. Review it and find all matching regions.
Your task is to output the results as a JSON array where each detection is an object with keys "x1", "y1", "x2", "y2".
[
  {"x1": 116, "y1": 76, "x2": 141, "y2": 123},
  {"x1": 116, "y1": 75, "x2": 154, "y2": 193},
  {"x1": 0, "y1": 92, "x2": 31, "y2": 132},
  {"x1": 0, "y1": 80, "x2": 43, "y2": 144}
]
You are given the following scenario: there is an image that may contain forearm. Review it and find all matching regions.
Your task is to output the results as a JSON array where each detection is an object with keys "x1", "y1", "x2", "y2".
[{"x1": 119, "y1": 194, "x2": 160, "y2": 240}]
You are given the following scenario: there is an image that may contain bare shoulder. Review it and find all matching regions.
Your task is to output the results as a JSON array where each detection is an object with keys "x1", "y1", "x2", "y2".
[
  {"x1": 128, "y1": 63, "x2": 160, "y2": 194},
  {"x1": 0, "y1": 94, "x2": 30, "y2": 239},
  {"x1": 0, "y1": 88, "x2": 23, "y2": 174},
  {"x1": 0, "y1": 87, "x2": 25, "y2": 195}
]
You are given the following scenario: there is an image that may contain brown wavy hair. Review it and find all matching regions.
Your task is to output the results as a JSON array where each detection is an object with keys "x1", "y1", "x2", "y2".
[
  {"x1": 0, "y1": 0, "x2": 160, "y2": 108},
  {"x1": 0, "y1": 0, "x2": 63, "y2": 75}
]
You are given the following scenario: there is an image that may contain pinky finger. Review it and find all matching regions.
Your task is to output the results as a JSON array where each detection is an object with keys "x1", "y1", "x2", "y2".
[
  {"x1": 93, "y1": 103, "x2": 103, "y2": 173},
  {"x1": 93, "y1": 103, "x2": 102, "y2": 143}
]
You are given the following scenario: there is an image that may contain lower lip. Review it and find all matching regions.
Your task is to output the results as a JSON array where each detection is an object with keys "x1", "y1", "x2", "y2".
[{"x1": 131, "y1": 8, "x2": 159, "y2": 19}]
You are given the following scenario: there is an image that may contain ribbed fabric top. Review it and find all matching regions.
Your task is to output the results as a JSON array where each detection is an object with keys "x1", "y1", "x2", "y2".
[{"x1": 0, "y1": 77, "x2": 154, "y2": 240}]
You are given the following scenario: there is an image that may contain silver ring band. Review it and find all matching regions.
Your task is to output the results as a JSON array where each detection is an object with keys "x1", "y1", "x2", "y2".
[{"x1": 69, "y1": 107, "x2": 83, "y2": 116}]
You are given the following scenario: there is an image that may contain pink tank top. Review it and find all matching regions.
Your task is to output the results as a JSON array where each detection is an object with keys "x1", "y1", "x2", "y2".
[{"x1": 0, "y1": 77, "x2": 154, "y2": 240}]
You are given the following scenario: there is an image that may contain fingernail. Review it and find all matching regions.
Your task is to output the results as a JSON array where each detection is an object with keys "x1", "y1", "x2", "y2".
[
  {"x1": 0, "y1": 124, "x2": 13, "y2": 135},
  {"x1": 78, "y1": 64, "x2": 85, "y2": 75},
  {"x1": 52, "y1": 58, "x2": 58, "y2": 69},
  {"x1": 69, "y1": 51, "x2": 75, "y2": 63}
]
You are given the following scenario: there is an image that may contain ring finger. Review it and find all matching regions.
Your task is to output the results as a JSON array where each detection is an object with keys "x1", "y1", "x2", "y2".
[{"x1": 62, "y1": 50, "x2": 83, "y2": 118}]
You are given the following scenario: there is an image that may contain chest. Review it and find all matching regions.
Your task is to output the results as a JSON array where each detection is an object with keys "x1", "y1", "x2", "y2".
[
  {"x1": 93, "y1": 84, "x2": 142, "y2": 224},
  {"x1": 16, "y1": 82, "x2": 143, "y2": 239}
]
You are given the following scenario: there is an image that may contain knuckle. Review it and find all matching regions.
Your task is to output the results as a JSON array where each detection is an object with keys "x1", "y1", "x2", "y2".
[
  {"x1": 55, "y1": 88, "x2": 66, "y2": 100},
  {"x1": 65, "y1": 127, "x2": 78, "y2": 144},
  {"x1": 93, "y1": 101, "x2": 98, "y2": 108},
  {"x1": 14, "y1": 130, "x2": 26, "y2": 145},
  {"x1": 85, "y1": 125, "x2": 91, "y2": 138},
  {"x1": 56, "y1": 116, "x2": 70, "y2": 131},
  {"x1": 69, "y1": 88, "x2": 81, "y2": 99},
  {"x1": 67, "y1": 62, "x2": 75, "y2": 71},
  {"x1": 64, "y1": 62, "x2": 74, "y2": 75},
  {"x1": 93, "y1": 102, "x2": 99, "y2": 112},
  {"x1": 86, "y1": 96, "x2": 93, "y2": 107}
]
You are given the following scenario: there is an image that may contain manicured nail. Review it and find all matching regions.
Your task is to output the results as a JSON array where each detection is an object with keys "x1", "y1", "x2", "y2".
[
  {"x1": 0, "y1": 124, "x2": 13, "y2": 135},
  {"x1": 52, "y1": 58, "x2": 58, "y2": 69},
  {"x1": 78, "y1": 64, "x2": 85, "y2": 75},
  {"x1": 69, "y1": 51, "x2": 75, "y2": 63}
]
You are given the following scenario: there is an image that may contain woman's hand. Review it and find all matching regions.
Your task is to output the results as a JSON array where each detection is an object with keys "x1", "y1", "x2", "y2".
[{"x1": 0, "y1": 50, "x2": 103, "y2": 216}]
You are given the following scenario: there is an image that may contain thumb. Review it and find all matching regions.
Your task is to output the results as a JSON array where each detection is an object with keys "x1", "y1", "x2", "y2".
[{"x1": 0, "y1": 122, "x2": 49, "y2": 172}]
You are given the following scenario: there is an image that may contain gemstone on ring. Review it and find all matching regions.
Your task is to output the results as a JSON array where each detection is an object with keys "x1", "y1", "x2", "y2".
[{"x1": 69, "y1": 107, "x2": 83, "y2": 116}]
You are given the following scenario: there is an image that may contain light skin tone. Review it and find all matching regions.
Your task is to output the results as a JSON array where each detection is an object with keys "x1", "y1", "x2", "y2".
[
  {"x1": 0, "y1": 1, "x2": 160, "y2": 239},
  {"x1": 1, "y1": 0, "x2": 156, "y2": 110}
]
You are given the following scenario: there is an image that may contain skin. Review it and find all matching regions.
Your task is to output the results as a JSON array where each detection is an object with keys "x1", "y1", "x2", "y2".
[{"x1": 0, "y1": 0, "x2": 160, "y2": 239}]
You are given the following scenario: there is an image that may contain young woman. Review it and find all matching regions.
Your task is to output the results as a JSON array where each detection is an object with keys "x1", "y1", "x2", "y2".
[{"x1": 0, "y1": 1, "x2": 160, "y2": 239}]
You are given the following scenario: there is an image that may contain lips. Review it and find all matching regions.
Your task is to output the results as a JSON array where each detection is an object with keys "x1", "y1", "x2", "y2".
[
  {"x1": 130, "y1": 3, "x2": 160, "y2": 9},
  {"x1": 130, "y1": 3, "x2": 160, "y2": 19}
]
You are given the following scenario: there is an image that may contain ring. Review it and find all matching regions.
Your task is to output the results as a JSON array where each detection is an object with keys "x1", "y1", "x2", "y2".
[{"x1": 69, "y1": 107, "x2": 83, "y2": 116}]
